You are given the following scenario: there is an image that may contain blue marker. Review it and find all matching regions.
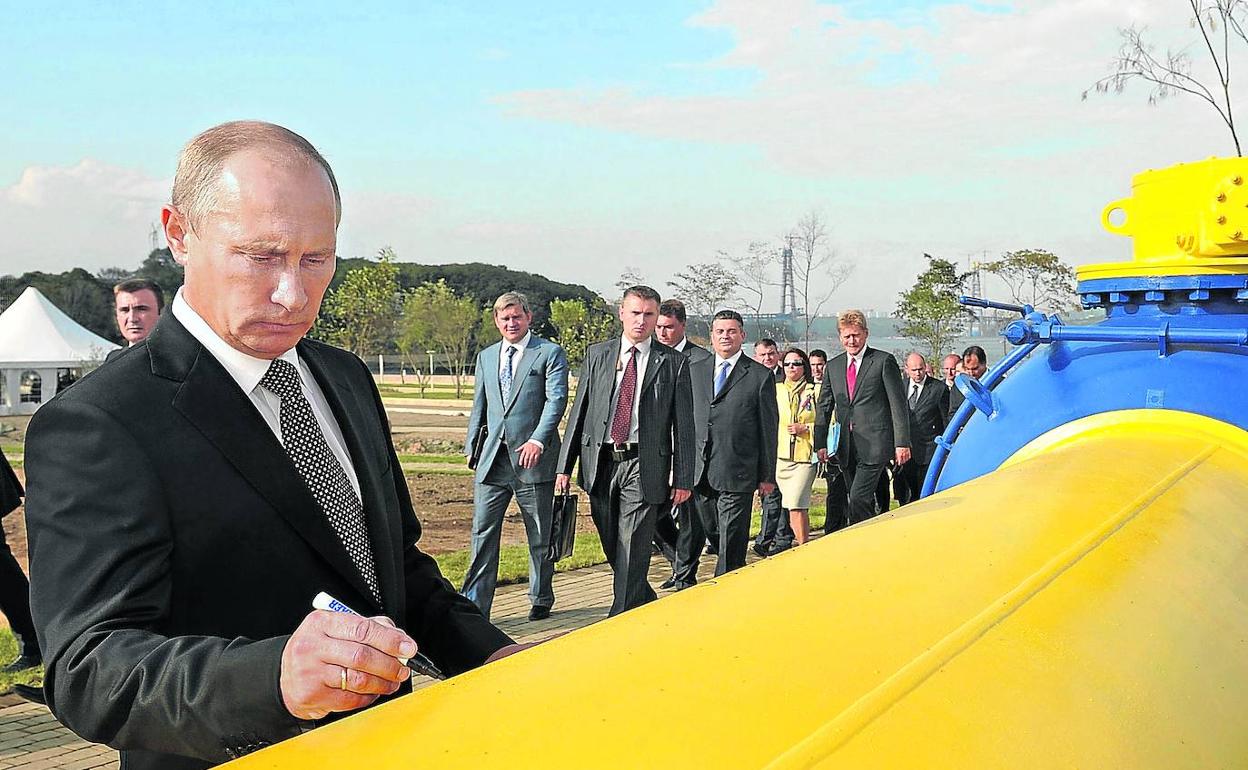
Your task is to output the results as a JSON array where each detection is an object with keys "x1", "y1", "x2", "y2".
[{"x1": 312, "y1": 592, "x2": 445, "y2": 680}]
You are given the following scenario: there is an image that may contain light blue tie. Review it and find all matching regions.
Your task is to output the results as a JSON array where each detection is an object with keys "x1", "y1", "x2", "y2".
[
  {"x1": 501, "y1": 345, "x2": 517, "y2": 403},
  {"x1": 714, "y1": 360, "x2": 730, "y2": 397}
]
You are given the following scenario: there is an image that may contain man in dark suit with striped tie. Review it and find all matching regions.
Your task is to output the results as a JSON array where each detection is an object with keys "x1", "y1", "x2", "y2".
[{"x1": 557, "y1": 286, "x2": 695, "y2": 615}]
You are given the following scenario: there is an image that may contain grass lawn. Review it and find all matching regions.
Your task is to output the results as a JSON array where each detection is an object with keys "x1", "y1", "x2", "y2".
[
  {"x1": 394, "y1": 453, "x2": 463, "y2": 464},
  {"x1": 0, "y1": 629, "x2": 41, "y2": 695},
  {"x1": 378, "y1": 387, "x2": 473, "y2": 400}
]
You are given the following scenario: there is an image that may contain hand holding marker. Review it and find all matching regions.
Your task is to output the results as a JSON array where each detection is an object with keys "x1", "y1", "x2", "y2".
[{"x1": 312, "y1": 592, "x2": 446, "y2": 680}]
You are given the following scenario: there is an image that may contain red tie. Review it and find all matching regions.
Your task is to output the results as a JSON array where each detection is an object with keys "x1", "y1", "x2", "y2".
[
  {"x1": 610, "y1": 347, "x2": 638, "y2": 444},
  {"x1": 847, "y1": 358, "x2": 858, "y2": 399}
]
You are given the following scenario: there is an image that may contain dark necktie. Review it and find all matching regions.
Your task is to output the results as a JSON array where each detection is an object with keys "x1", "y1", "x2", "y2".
[
  {"x1": 261, "y1": 358, "x2": 380, "y2": 603},
  {"x1": 610, "y1": 347, "x2": 638, "y2": 444},
  {"x1": 501, "y1": 345, "x2": 517, "y2": 403},
  {"x1": 909, "y1": 382, "x2": 920, "y2": 408}
]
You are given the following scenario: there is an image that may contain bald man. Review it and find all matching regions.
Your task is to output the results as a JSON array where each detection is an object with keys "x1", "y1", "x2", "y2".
[{"x1": 895, "y1": 352, "x2": 949, "y2": 505}]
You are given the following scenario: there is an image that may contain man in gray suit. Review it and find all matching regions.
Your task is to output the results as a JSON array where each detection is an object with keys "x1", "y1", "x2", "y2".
[
  {"x1": 557, "y1": 286, "x2": 695, "y2": 616},
  {"x1": 815, "y1": 309, "x2": 911, "y2": 525},
  {"x1": 653, "y1": 299, "x2": 710, "y2": 591},
  {"x1": 689, "y1": 310, "x2": 779, "y2": 575},
  {"x1": 462, "y1": 292, "x2": 569, "y2": 620}
]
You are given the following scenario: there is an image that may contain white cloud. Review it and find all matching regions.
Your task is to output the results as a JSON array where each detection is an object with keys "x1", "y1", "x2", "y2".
[
  {"x1": 0, "y1": 160, "x2": 170, "y2": 275},
  {"x1": 493, "y1": 0, "x2": 1239, "y2": 309}
]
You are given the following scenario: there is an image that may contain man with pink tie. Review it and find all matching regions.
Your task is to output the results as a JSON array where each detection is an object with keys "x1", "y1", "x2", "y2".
[{"x1": 814, "y1": 309, "x2": 910, "y2": 525}]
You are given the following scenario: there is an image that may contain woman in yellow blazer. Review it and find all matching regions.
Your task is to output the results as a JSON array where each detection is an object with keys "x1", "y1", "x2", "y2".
[{"x1": 776, "y1": 347, "x2": 818, "y2": 545}]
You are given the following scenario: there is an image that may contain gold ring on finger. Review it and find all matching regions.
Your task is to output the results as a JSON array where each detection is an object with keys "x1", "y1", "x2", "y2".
[{"x1": 340, "y1": 666, "x2": 348, "y2": 691}]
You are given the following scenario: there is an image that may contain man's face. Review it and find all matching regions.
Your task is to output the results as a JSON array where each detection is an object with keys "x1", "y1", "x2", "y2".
[
  {"x1": 115, "y1": 289, "x2": 160, "y2": 344},
  {"x1": 754, "y1": 343, "x2": 779, "y2": 369},
  {"x1": 963, "y1": 353, "x2": 987, "y2": 379},
  {"x1": 809, "y1": 356, "x2": 826, "y2": 382},
  {"x1": 839, "y1": 324, "x2": 868, "y2": 356},
  {"x1": 654, "y1": 314, "x2": 686, "y2": 347},
  {"x1": 164, "y1": 150, "x2": 338, "y2": 359},
  {"x1": 618, "y1": 294, "x2": 659, "y2": 344},
  {"x1": 942, "y1": 355, "x2": 960, "y2": 382},
  {"x1": 711, "y1": 319, "x2": 744, "y2": 357},
  {"x1": 494, "y1": 304, "x2": 531, "y2": 344},
  {"x1": 905, "y1": 355, "x2": 926, "y2": 384}
]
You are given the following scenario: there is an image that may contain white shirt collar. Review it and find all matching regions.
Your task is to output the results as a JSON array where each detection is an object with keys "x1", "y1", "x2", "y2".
[
  {"x1": 671, "y1": 337, "x2": 688, "y2": 352},
  {"x1": 172, "y1": 289, "x2": 300, "y2": 395},
  {"x1": 502, "y1": 331, "x2": 531, "y2": 353},
  {"x1": 847, "y1": 346, "x2": 868, "y2": 368},
  {"x1": 620, "y1": 336, "x2": 652, "y2": 356},
  {"x1": 715, "y1": 349, "x2": 744, "y2": 368}
]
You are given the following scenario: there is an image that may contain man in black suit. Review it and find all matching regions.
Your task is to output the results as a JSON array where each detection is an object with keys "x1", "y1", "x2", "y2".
[
  {"x1": 815, "y1": 309, "x2": 911, "y2": 526},
  {"x1": 0, "y1": 454, "x2": 39, "y2": 674},
  {"x1": 104, "y1": 278, "x2": 164, "y2": 364},
  {"x1": 894, "y1": 353, "x2": 949, "y2": 505},
  {"x1": 557, "y1": 286, "x2": 695, "y2": 615},
  {"x1": 750, "y1": 338, "x2": 794, "y2": 557},
  {"x1": 690, "y1": 310, "x2": 779, "y2": 575},
  {"x1": 948, "y1": 345, "x2": 988, "y2": 421},
  {"x1": 652, "y1": 299, "x2": 710, "y2": 591},
  {"x1": 24, "y1": 121, "x2": 515, "y2": 770}
]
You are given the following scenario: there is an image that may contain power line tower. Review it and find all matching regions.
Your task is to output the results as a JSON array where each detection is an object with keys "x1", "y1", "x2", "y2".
[{"x1": 779, "y1": 236, "x2": 797, "y2": 317}]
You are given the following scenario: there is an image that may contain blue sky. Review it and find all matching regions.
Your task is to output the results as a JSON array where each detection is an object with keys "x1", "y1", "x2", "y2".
[{"x1": 1, "y1": 1, "x2": 1236, "y2": 311}]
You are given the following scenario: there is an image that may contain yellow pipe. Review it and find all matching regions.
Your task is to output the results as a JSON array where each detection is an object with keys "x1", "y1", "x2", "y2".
[{"x1": 227, "y1": 410, "x2": 1248, "y2": 768}]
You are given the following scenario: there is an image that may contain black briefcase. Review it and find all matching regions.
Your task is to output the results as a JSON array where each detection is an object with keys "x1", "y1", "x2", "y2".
[
  {"x1": 466, "y1": 424, "x2": 489, "y2": 471},
  {"x1": 548, "y1": 493, "x2": 578, "y2": 562}
]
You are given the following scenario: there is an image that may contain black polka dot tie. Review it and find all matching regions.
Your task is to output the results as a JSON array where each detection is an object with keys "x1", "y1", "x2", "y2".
[{"x1": 261, "y1": 358, "x2": 380, "y2": 603}]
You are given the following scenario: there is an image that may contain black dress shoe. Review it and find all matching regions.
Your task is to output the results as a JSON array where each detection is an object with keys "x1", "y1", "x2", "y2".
[
  {"x1": 12, "y1": 684, "x2": 44, "y2": 705},
  {"x1": 672, "y1": 581, "x2": 695, "y2": 591},
  {"x1": 767, "y1": 542, "x2": 793, "y2": 557},
  {"x1": 528, "y1": 606, "x2": 551, "y2": 621},
  {"x1": 1, "y1": 655, "x2": 41, "y2": 674},
  {"x1": 659, "y1": 577, "x2": 677, "y2": 590},
  {"x1": 751, "y1": 542, "x2": 769, "y2": 558}
]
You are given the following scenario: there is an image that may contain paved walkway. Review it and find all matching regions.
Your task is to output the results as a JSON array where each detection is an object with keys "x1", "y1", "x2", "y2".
[{"x1": 0, "y1": 547, "x2": 759, "y2": 767}]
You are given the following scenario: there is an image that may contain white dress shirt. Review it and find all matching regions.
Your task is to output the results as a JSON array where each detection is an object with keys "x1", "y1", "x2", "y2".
[
  {"x1": 171, "y1": 290, "x2": 361, "y2": 497},
  {"x1": 908, "y1": 377, "x2": 924, "y2": 404},
  {"x1": 497, "y1": 331, "x2": 531, "y2": 380},
  {"x1": 712, "y1": 349, "x2": 745, "y2": 388},
  {"x1": 609, "y1": 336, "x2": 652, "y2": 443},
  {"x1": 672, "y1": 337, "x2": 688, "y2": 353}
]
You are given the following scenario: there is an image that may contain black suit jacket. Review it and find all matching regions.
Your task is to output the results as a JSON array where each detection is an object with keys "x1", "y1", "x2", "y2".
[
  {"x1": 815, "y1": 347, "x2": 910, "y2": 465},
  {"x1": 24, "y1": 315, "x2": 512, "y2": 770},
  {"x1": 904, "y1": 376, "x2": 949, "y2": 465},
  {"x1": 690, "y1": 354, "x2": 779, "y2": 492},
  {"x1": 558, "y1": 339, "x2": 695, "y2": 504},
  {"x1": 0, "y1": 452, "x2": 21, "y2": 517},
  {"x1": 104, "y1": 346, "x2": 126, "y2": 364}
]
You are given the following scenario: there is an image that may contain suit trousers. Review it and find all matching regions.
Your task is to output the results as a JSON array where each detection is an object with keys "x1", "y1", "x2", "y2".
[
  {"x1": 652, "y1": 499, "x2": 704, "y2": 586},
  {"x1": 696, "y1": 484, "x2": 754, "y2": 576},
  {"x1": 894, "y1": 460, "x2": 929, "y2": 506},
  {"x1": 589, "y1": 454, "x2": 659, "y2": 616},
  {"x1": 823, "y1": 464, "x2": 849, "y2": 535},
  {"x1": 0, "y1": 526, "x2": 37, "y2": 658},
  {"x1": 754, "y1": 487, "x2": 793, "y2": 551},
  {"x1": 843, "y1": 433, "x2": 886, "y2": 526},
  {"x1": 462, "y1": 450, "x2": 555, "y2": 618}
]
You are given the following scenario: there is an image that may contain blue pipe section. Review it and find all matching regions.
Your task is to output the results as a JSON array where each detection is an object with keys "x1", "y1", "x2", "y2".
[{"x1": 926, "y1": 295, "x2": 1248, "y2": 495}]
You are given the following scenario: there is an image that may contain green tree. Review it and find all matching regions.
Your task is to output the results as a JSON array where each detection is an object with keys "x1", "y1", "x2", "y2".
[
  {"x1": 316, "y1": 249, "x2": 402, "y2": 357},
  {"x1": 549, "y1": 298, "x2": 617, "y2": 370},
  {"x1": 896, "y1": 254, "x2": 972, "y2": 362},
  {"x1": 399, "y1": 280, "x2": 480, "y2": 397},
  {"x1": 981, "y1": 248, "x2": 1077, "y2": 311},
  {"x1": 666, "y1": 262, "x2": 739, "y2": 319}
]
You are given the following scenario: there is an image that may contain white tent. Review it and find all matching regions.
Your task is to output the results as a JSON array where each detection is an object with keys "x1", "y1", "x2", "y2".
[{"x1": 0, "y1": 286, "x2": 119, "y2": 415}]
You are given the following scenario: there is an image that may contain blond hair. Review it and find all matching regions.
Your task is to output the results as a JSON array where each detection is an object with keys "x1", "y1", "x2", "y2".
[
  {"x1": 837, "y1": 309, "x2": 869, "y2": 331},
  {"x1": 171, "y1": 120, "x2": 341, "y2": 229},
  {"x1": 493, "y1": 291, "x2": 531, "y2": 316}
]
